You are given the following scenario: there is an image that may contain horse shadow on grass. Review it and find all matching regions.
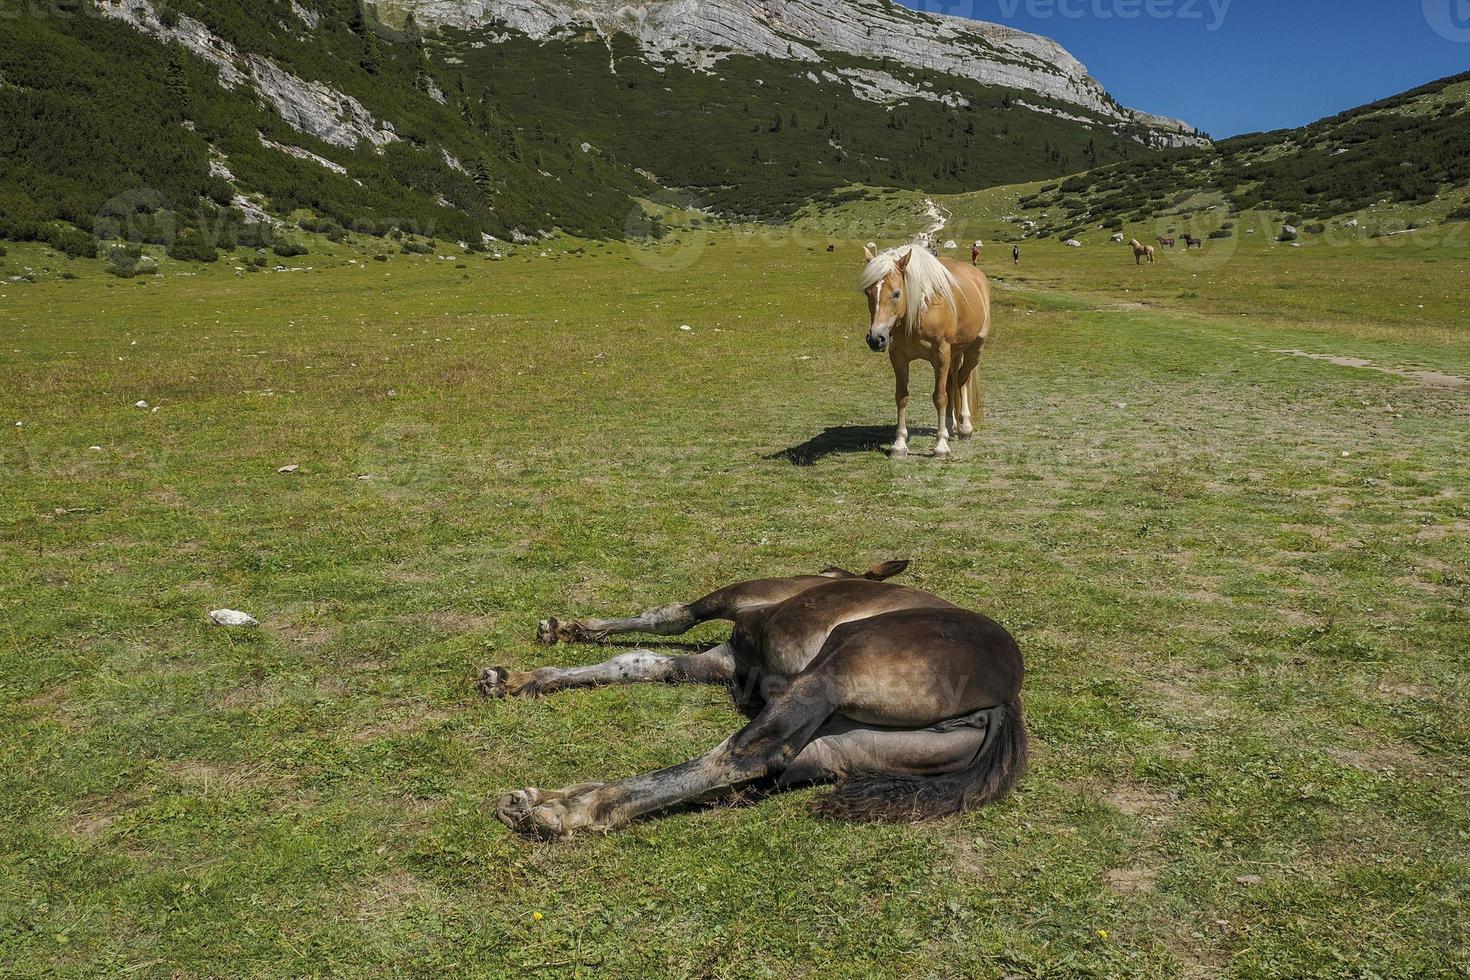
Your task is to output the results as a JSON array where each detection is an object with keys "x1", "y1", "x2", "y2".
[{"x1": 766, "y1": 424, "x2": 935, "y2": 467}]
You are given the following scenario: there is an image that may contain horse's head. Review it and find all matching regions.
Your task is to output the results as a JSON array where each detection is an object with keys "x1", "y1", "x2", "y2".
[{"x1": 860, "y1": 245, "x2": 911, "y2": 354}]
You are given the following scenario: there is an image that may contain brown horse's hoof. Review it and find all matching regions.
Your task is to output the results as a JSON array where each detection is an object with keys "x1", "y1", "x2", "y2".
[
  {"x1": 496, "y1": 788, "x2": 545, "y2": 829},
  {"x1": 536, "y1": 618, "x2": 561, "y2": 645},
  {"x1": 476, "y1": 666, "x2": 510, "y2": 698}
]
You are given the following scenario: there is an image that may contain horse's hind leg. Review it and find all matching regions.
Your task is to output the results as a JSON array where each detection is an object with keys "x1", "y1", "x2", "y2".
[
  {"x1": 496, "y1": 672, "x2": 838, "y2": 838},
  {"x1": 954, "y1": 345, "x2": 982, "y2": 438},
  {"x1": 478, "y1": 642, "x2": 735, "y2": 699}
]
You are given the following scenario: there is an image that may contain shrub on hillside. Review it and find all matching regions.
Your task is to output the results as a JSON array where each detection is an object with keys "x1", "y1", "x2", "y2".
[
  {"x1": 104, "y1": 245, "x2": 145, "y2": 278},
  {"x1": 168, "y1": 236, "x2": 219, "y2": 262},
  {"x1": 272, "y1": 241, "x2": 308, "y2": 258},
  {"x1": 45, "y1": 225, "x2": 98, "y2": 259},
  {"x1": 1209, "y1": 229, "x2": 1232, "y2": 239}
]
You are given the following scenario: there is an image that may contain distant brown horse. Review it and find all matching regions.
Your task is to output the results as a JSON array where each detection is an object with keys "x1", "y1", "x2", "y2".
[
  {"x1": 1129, "y1": 239, "x2": 1155, "y2": 265},
  {"x1": 1157, "y1": 236, "x2": 1176, "y2": 249},
  {"x1": 859, "y1": 244, "x2": 992, "y2": 457},
  {"x1": 481, "y1": 561, "x2": 1028, "y2": 839},
  {"x1": 1183, "y1": 235, "x2": 1203, "y2": 250}
]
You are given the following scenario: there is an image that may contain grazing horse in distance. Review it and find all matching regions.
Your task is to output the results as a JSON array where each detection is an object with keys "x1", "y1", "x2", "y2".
[
  {"x1": 859, "y1": 244, "x2": 992, "y2": 457},
  {"x1": 1183, "y1": 235, "x2": 1203, "y2": 250},
  {"x1": 483, "y1": 561, "x2": 1028, "y2": 838},
  {"x1": 1129, "y1": 239, "x2": 1156, "y2": 265},
  {"x1": 1157, "y1": 236, "x2": 1176, "y2": 249}
]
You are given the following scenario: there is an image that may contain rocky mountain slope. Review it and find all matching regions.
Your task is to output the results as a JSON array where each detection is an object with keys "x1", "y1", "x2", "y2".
[
  {"x1": 394, "y1": 0, "x2": 1204, "y2": 148},
  {"x1": 0, "y1": 0, "x2": 1204, "y2": 257}
]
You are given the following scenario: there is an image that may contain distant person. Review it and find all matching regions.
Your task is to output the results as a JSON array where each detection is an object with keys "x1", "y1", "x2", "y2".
[
  {"x1": 971, "y1": 241, "x2": 981, "y2": 266},
  {"x1": 1013, "y1": 245, "x2": 1021, "y2": 266}
]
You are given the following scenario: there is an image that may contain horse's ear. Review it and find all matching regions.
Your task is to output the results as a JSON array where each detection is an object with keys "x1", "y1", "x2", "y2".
[
  {"x1": 864, "y1": 559, "x2": 910, "y2": 581},
  {"x1": 863, "y1": 245, "x2": 876, "y2": 262},
  {"x1": 895, "y1": 249, "x2": 912, "y2": 273}
]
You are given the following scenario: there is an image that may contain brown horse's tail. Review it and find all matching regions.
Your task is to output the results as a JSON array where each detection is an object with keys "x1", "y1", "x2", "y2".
[{"x1": 816, "y1": 697, "x2": 1028, "y2": 822}]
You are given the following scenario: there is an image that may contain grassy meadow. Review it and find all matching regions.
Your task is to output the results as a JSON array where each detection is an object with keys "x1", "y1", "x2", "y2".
[{"x1": 1, "y1": 213, "x2": 1467, "y2": 977}]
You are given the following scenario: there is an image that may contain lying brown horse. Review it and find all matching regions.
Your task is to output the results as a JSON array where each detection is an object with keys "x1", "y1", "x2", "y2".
[
  {"x1": 479, "y1": 561, "x2": 1028, "y2": 839},
  {"x1": 1129, "y1": 239, "x2": 1156, "y2": 265},
  {"x1": 859, "y1": 245, "x2": 992, "y2": 457}
]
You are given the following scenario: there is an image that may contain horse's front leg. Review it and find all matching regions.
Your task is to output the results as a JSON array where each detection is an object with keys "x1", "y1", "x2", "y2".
[
  {"x1": 536, "y1": 601, "x2": 697, "y2": 646},
  {"x1": 477, "y1": 643, "x2": 735, "y2": 699},
  {"x1": 931, "y1": 345, "x2": 953, "y2": 456},
  {"x1": 889, "y1": 349, "x2": 911, "y2": 458}
]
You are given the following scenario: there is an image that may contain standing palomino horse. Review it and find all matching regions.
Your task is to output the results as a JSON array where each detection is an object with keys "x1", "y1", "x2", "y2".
[
  {"x1": 480, "y1": 561, "x2": 1028, "y2": 839},
  {"x1": 1129, "y1": 239, "x2": 1156, "y2": 265},
  {"x1": 859, "y1": 245, "x2": 991, "y2": 457}
]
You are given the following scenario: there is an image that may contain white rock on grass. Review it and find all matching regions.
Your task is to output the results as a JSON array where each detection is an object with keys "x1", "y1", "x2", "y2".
[
  {"x1": 134, "y1": 400, "x2": 149, "y2": 409},
  {"x1": 277, "y1": 464, "x2": 300, "y2": 473},
  {"x1": 209, "y1": 609, "x2": 259, "y2": 627}
]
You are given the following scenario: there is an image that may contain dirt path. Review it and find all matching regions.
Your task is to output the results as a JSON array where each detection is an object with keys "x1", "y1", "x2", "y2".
[
  {"x1": 916, "y1": 198, "x2": 950, "y2": 244},
  {"x1": 1271, "y1": 349, "x2": 1468, "y2": 389}
]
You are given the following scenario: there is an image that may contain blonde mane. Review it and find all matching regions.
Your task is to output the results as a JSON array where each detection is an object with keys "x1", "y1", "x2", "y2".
[{"x1": 858, "y1": 245, "x2": 961, "y2": 331}]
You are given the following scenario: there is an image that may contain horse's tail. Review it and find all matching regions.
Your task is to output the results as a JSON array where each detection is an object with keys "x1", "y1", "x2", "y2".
[{"x1": 816, "y1": 697, "x2": 1029, "y2": 822}]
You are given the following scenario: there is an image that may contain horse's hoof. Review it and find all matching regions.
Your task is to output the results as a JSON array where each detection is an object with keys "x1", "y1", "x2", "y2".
[
  {"x1": 890, "y1": 445, "x2": 908, "y2": 459},
  {"x1": 496, "y1": 788, "x2": 545, "y2": 830},
  {"x1": 536, "y1": 618, "x2": 561, "y2": 645},
  {"x1": 476, "y1": 666, "x2": 510, "y2": 698},
  {"x1": 957, "y1": 429, "x2": 975, "y2": 440},
  {"x1": 934, "y1": 444, "x2": 951, "y2": 457}
]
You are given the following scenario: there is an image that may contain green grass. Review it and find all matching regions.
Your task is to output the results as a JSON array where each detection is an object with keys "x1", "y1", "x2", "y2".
[{"x1": 1, "y1": 219, "x2": 1467, "y2": 977}]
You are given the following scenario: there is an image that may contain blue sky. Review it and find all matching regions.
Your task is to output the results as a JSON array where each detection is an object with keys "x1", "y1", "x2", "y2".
[{"x1": 899, "y1": 0, "x2": 1470, "y2": 137}]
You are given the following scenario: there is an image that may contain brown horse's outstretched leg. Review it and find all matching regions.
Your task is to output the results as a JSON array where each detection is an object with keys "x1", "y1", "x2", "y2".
[
  {"x1": 477, "y1": 643, "x2": 735, "y2": 699},
  {"x1": 537, "y1": 602, "x2": 697, "y2": 645},
  {"x1": 537, "y1": 568, "x2": 905, "y2": 646},
  {"x1": 496, "y1": 671, "x2": 839, "y2": 839}
]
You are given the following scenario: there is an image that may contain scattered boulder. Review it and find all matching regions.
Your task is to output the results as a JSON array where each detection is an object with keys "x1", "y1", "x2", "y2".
[
  {"x1": 1064, "y1": 239, "x2": 1083, "y2": 248},
  {"x1": 209, "y1": 609, "x2": 259, "y2": 627},
  {"x1": 277, "y1": 464, "x2": 300, "y2": 473}
]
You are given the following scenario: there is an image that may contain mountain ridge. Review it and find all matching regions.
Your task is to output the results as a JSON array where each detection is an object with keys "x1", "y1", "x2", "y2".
[{"x1": 388, "y1": 0, "x2": 1206, "y2": 148}]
